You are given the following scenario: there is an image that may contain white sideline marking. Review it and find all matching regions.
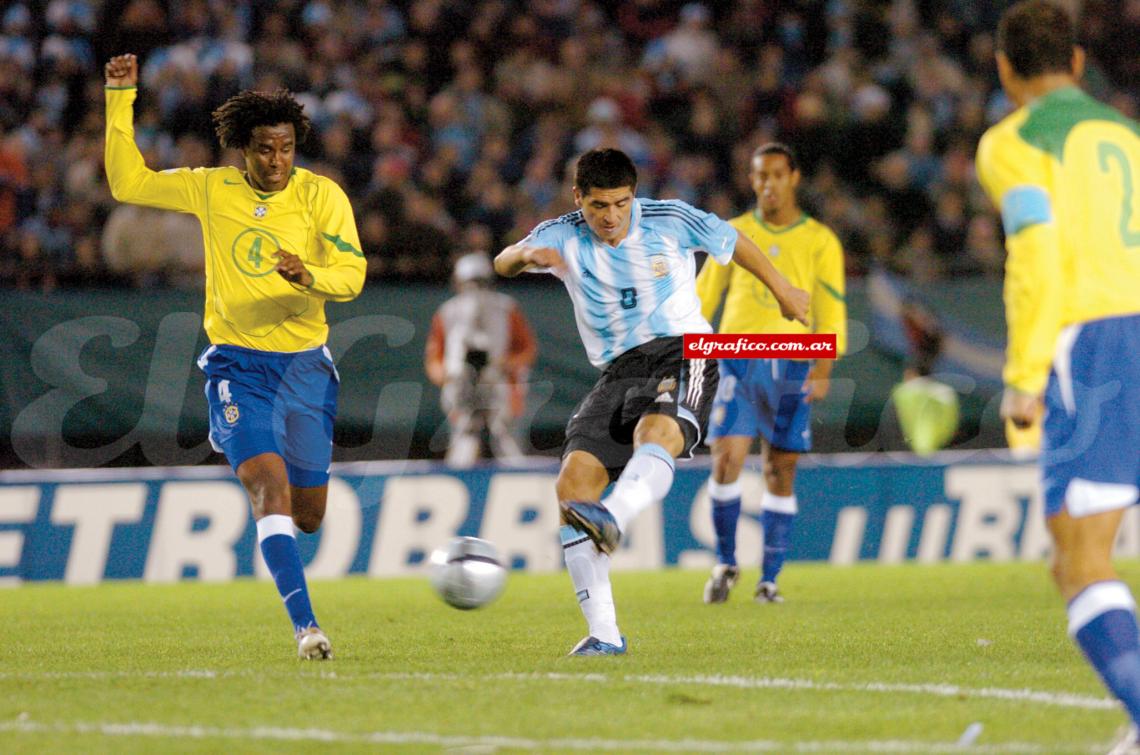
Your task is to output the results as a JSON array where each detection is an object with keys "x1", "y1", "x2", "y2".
[
  {"x1": 0, "y1": 717, "x2": 1069, "y2": 753},
  {"x1": 0, "y1": 669, "x2": 1116, "y2": 711}
]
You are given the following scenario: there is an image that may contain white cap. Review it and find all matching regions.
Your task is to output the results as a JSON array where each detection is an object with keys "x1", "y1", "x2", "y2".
[{"x1": 453, "y1": 252, "x2": 493, "y2": 283}]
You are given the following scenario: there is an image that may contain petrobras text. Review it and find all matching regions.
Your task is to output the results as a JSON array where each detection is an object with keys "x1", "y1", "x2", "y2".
[{"x1": 2, "y1": 453, "x2": 1133, "y2": 585}]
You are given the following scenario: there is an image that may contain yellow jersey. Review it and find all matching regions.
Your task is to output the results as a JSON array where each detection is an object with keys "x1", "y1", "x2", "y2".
[
  {"x1": 105, "y1": 86, "x2": 366, "y2": 352},
  {"x1": 977, "y1": 86, "x2": 1140, "y2": 395},
  {"x1": 696, "y1": 211, "x2": 847, "y2": 356}
]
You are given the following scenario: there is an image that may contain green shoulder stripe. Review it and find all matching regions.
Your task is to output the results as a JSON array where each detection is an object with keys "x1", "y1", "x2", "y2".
[
  {"x1": 321, "y1": 232, "x2": 364, "y2": 258},
  {"x1": 819, "y1": 280, "x2": 845, "y2": 303},
  {"x1": 1018, "y1": 87, "x2": 1140, "y2": 160}
]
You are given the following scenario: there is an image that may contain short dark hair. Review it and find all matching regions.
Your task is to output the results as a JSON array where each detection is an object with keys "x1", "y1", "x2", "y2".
[
  {"x1": 753, "y1": 142, "x2": 799, "y2": 173},
  {"x1": 212, "y1": 90, "x2": 311, "y2": 150},
  {"x1": 574, "y1": 148, "x2": 637, "y2": 195},
  {"x1": 997, "y1": 0, "x2": 1075, "y2": 79}
]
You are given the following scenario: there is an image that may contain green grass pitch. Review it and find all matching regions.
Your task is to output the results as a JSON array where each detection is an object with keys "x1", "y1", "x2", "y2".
[{"x1": 1, "y1": 561, "x2": 1134, "y2": 753}]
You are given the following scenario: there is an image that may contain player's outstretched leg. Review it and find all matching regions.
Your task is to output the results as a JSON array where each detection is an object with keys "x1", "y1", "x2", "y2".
[
  {"x1": 257, "y1": 515, "x2": 331, "y2": 659},
  {"x1": 1052, "y1": 510, "x2": 1140, "y2": 736},
  {"x1": 757, "y1": 491, "x2": 796, "y2": 603},
  {"x1": 1069, "y1": 581, "x2": 1140, "y2": 730},
  {"x1": 571, "y1": 442, "x2": 677, "y2": 555},
  {"x1": 705, "y1": 478, "x2": 743, "y2": 603},
  {"x1": 561, "y1": 525, "x2": 625, "y2": 655}
]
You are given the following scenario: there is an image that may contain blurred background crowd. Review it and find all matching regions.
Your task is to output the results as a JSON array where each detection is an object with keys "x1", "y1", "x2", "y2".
[{"x1": 0, "y1": 0, "x2": 1136, "y2": 292}]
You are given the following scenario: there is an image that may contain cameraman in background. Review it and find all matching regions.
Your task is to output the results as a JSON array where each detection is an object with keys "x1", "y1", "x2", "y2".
[{"x1": 425, "y1": 251, "x2": 536, "y2": 467}]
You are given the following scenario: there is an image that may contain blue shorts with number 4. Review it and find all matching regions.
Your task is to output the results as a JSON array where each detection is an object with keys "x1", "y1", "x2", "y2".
[
  {"x1": 707, "y1": 358, "x2": 812, "y2": 452},
  {"x1": 198, "y1": 344, "x2": 340, "y2": 488},
  {"x1": 1042, "y1": 314, "x2": 1140, "y2": 518}
]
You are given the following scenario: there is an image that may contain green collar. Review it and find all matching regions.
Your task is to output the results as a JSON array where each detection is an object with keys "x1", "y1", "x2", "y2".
[{"x1": 753, "y1": 210, "x2": 808, "y2": 234}]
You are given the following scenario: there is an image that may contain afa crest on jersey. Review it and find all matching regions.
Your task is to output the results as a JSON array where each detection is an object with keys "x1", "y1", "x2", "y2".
[
  {"x1": 253, "y1": 204, "x2": 268, "y2": 219},
  {"x1": 224, "y1": 404, "x2": 240, "y2": 424},
  {"x1": 651, "y1": 255, "x2": 668, "y2": 278},
  {"x1": 657, "y1": 376, "x2": 677, "y2": 393}
]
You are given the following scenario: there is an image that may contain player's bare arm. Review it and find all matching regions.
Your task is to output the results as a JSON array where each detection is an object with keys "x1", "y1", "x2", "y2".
[
  {"x1": 274, "y1": 250, "x2": 314, "y2": 288},
  {"x1": 494, "y1": 244, "x2": 565, "y2": 277},
  {"x1": 104, "y1": 54, "x2": 138, "y2": 87},
  {"x1": 731, "y1": 233, "x2": 810, "y2": 325}
]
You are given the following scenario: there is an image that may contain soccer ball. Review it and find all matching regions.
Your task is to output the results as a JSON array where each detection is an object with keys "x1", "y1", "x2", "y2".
[{"x1": 428, "y1": 536, "x2": 507, "y2": 610}]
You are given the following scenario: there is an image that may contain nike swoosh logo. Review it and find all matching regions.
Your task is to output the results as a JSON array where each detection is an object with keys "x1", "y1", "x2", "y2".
[{"x1": 223, "y1": 179, "x2": 243, "y2": 185}]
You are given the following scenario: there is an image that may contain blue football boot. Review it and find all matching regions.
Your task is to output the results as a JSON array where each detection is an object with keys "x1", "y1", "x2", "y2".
[
  {"x1": 568, "y1": 635, "x2": 628, "y2": 656},
  {"x1": 561, "y1": 500, "x2": 621, "y2": 554}
]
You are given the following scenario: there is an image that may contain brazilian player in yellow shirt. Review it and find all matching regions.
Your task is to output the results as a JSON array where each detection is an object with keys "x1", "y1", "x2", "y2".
[
  {"x1": 976, "y1": 2, "x2": 1140, "y2": 746},
  {"x1": 695, "y1": 143, "x2": 846, "y2": 604},
  {"x1": 104, "y1": 54, "x2": 366, "y2": 660}
]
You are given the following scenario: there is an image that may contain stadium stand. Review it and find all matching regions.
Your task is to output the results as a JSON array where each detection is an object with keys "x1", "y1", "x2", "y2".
[{"x1": 0, "y1": 0, "x2": 1135, "y2": 290}]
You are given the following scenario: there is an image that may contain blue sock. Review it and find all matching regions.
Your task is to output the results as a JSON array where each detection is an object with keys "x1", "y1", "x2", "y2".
[
  {"x1": 258, "y1": 515, "x2": 317, "y2": 634},
  {"x1": 761, "y1": 510, "x2": 795, "y2": 584},
  {"x1": 707, "y1": 479, "x2": 742, "y2": 567},
  {"x1": 1070, "y1": 582, "x2": 1140, "y2": 726}
]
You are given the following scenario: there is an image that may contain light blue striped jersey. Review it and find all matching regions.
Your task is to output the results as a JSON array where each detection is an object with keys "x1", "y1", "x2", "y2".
[{"x1": 523, "y1": 198, "x2": 738, "y2": 367}]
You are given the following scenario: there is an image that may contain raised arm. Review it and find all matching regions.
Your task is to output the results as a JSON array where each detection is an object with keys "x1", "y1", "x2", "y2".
[
  {"x1": 730, "y1": 232, "x2": 810, "y2": 325},
  {"x1": 104, "y1": 54, "x2": 204, "y2": 212}
]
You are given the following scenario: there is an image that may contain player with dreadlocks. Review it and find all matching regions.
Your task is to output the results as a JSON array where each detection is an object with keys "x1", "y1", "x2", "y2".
[{"x1": 104, "y1": 54, "x2": 366, "y2": 660}]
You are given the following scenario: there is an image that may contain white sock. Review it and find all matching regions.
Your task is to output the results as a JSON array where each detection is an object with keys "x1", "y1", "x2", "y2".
[
  {"x1": 707, "y1": 478, "x2": 743, "y2": 501},
  {"x1": 561, "y1": 526, "x2": 621, "y2": 644},
  {"x1": 605, "y1": 443, "x2": 675, "y2": 533},
  {"x1": 256, "y1": 514, "x2": 295, "y2": 541},
  {"x1": 761, "y1": 491, "x2": 798, "y2": 514}
]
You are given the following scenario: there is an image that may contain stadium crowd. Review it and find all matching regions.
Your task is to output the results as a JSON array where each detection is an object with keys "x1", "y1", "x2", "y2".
[{"x1": 0, "y1": 0, "x2": 1135, "y2": 291}]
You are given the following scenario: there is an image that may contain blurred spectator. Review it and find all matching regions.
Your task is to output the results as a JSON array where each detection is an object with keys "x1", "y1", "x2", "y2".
[
  {"x1": 424, "y1": 250, "x2": 536, "y2": 467},
  {"x1": 101, "y1": 204, "x2": 204, "y2": 289},
  {"x1": 891, "y1": 297, "x2": 960, "y2": 456}
]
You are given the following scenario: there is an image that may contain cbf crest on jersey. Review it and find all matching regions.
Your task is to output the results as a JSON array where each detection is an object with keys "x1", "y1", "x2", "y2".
[
  {"x1": 253, "y1": 204, "x2": 268, "y2": 219},
  {"x1": 768, "y1": 244, "x2": 780, "y2": 257}
]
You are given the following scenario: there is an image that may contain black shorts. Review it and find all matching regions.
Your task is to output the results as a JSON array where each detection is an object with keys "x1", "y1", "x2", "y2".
[{"x1": 563, "y1": 336, "x2": 719, "y2": 482}]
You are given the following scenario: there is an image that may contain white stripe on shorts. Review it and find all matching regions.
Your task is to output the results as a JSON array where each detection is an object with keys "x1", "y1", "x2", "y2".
[
  {"x1": 1052, "y1": 324, "x2": 1081, "y2": 416},
  {"x1": 686, "y1": 358, "x2": 705, "y2": 408}
]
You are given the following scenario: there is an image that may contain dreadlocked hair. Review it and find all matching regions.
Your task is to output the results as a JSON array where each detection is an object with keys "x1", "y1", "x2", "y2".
[{"x1": 211, "y1": 89, "x2": 311, "y2": 150}]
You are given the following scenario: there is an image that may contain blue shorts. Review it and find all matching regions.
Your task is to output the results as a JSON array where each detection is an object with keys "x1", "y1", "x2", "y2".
[
  {"x1": 198, "y1": 344, "x2": 339, "y2": 487},
  {"x1": 1042, "y1": 314, "x2": 1140, "y2": 517},
  {"x1": 707, "y1": 358, "x2": 812, "y2": 452}
]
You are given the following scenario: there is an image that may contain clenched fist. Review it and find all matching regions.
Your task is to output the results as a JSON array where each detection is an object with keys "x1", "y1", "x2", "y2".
[{"x1": 105, "y1": 54, "x2": 138, "y2": 87}]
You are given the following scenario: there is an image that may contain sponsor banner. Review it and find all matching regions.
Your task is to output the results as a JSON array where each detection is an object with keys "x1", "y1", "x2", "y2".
[
  {"x1": 684, "y1": 333, "x2": 837, "y2": 359},
  {"x1": 3, "y1": 453, "x2": 1137, "y2": 586}
]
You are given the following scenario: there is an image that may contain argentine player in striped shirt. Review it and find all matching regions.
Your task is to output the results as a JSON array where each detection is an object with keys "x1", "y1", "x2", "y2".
[
  {"x1": 495, "y1": 149, "x2": 809, "y2": 655},
  {"x1": 976, "y1": 3, "x2": 1140, "y2": 747},
  {"x1": 105, "y1": 54, "x2": 366, "y2": 660}
]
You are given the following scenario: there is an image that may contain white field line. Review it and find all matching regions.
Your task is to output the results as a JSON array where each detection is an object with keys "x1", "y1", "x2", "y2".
[
  {"x1": 0, "y1": 669, "x2": 1117, "y2": 711},
  {"x1": 0, "y1": 717, "x2": 1080, "y2": 753}
]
